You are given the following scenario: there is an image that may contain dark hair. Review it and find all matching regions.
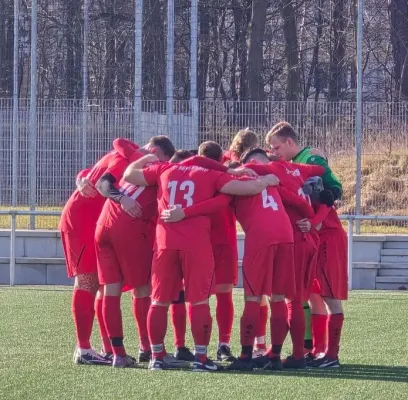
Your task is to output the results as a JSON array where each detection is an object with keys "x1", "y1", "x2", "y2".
[
  {"x1": 198, "y1": 141, "x2": 223, "y2": 162},
  {"x1": 240, "y1": 147, "x2": 269, "y2": 164},
  {"x1": 265, "y1": 122, "x2": 298, "y2": 145},
  {"x1": 170, "y1": 149, "x2": 192, "y2": 163},
  {"x1": 189, "y1": 149, "x2": 198, "y2": 156},
  {"x1": 149, "y1": 136, "x2": 176, "y2": 158}
]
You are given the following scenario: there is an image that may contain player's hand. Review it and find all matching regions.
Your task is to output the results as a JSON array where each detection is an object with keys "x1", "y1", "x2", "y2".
[
  {"x1": 160, "y1": 206, "x2": 186, "y2": 223},
  {"x1": 228, "y1": 167, "x2": 258, "y2": 178},
  {"x1": 263, "y1": 174, "x2": 280, "y2": 186},
  {"x1": 310, "y1": 148, "x2": 327, "y2": 160},
  {"x1": 296, "y1": 218, "x2": 312, "y2": 232},
  {"x1": 120, "y1": 196, "x2": 142, "y2": 218},
  {"x1": 76, "y1": 178, "x2": 98, "y2": 198}
]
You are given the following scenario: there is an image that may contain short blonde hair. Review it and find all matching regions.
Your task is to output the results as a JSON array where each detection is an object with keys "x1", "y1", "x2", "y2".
[{"x1": 265, "y1": 121, "x2": 298, "y2": 146}]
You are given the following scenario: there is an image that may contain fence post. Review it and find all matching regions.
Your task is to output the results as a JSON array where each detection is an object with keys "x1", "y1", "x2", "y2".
[
  {"x1": 12, "y1": 0, "x2": 19, "y2": 208},
  {"x1": 347, "y1": 218, "x2": 354, "y2": 291},
  {"x1": 29, "y1": 0, "x2": 38, "y2": 230},
  {"x1": 134, "y1": 0, "x2": 143, "y2": 142},
  {"x1": 190, "y1": 0, "x2": 198, "y2": 149},
  {"x1": 355, "y1": 0, "x2": 364, "y2": 234},
  {"x1": 166, "y1": 0, "x2": 175, "y2": 141},
  {"x1": 10, "y1": 213, "x2": 17, "y2": 286},
  {"x1": 82, "y1": 0, "x2": 89, "y2": 169}
]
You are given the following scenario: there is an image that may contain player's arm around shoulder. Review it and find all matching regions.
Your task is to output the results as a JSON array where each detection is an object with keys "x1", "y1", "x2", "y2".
[
  {"x1": 123, "y1": 154, "x2": 161, "y2": 186},
  {"x1": 219, "y1": 174, "x2": 279, "y2": 196}
]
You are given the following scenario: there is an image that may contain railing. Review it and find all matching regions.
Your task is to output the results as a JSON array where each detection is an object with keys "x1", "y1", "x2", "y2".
[{"x1": 1, "y1": 210, "x2": 408, "y2": 289}]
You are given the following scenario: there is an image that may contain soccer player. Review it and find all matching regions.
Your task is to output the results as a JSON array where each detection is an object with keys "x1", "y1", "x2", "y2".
[
  {"x1": 94, "y1": 136, "x2": 177, "y2": 368},
  {"x1": 236, "y1": 148, "x2": 325, "y2": 369},
  {"x1": 265, "y1": 122, "x2": 347, "y2": 368},
  {"x1": 59, "y1": 138, "x2": 142, "y2": 365},
  {"x1": 222, "y1": 128, "x2": 259, "y2": 163},
  {"x1": 123, "y1": 151, "x2": 279, "y2": 371}
]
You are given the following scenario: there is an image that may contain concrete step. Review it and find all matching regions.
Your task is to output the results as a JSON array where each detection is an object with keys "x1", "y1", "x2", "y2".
[
  {"x1": 378, "y1": 269, "x2": 408, "y2": 277},
  {"x1": 380, "y1": 262, "x2": 408, "y2": 269},
  {"x1": 381, "y1": 249, "x2": 408, "y2": 256},
  {"x1": 376, "y1": 283, "x2": 408, "y2": 290},
  {"x1": 380, "y1": 255, "x2": 408, "y2": 263},
  {"x1": 384, "y1": 241, "x2": 408, "y2": 249},
  {"x1": 376, "y1": 276, "x2": 408, "y2": 284},
  {"x1": 0, "y1": 257, "x2": 65, "y2": 265}
]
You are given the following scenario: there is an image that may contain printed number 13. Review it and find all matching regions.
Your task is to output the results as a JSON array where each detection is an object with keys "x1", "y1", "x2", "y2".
[{"x1": 168, "y1": 180, "x2": 195, "y2": 207}]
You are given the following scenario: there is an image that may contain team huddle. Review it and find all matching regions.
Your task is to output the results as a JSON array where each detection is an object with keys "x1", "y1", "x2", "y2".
[{"x1": 59, "y1": 121, "x2": 348, "y2": 372}]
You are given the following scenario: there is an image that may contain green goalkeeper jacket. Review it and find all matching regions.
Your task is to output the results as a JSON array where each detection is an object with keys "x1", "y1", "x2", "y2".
[{"x1": 292, "y1": 146, "x2": 343, "y2": 199}]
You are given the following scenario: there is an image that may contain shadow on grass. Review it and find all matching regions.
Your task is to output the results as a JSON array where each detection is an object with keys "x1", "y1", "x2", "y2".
[{"x1": 133, "y1": 364, "x2": 408, "y2": 383}]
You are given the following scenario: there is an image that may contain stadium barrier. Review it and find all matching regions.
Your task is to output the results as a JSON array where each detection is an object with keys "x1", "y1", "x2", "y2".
[{"x1": 1, "y1": 210, "x2": 408, "y2": 289}]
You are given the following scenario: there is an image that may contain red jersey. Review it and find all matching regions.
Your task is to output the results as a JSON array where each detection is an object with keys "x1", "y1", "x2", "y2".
[
  {"x1": 234, "y1": 182, "x2": 293, "y2": 251},
  {"x1": 210, "y1": 199, "x2": 237, "y2": 247},
  {"x1": 246, "y1": 162, "x2": 321, "y2": 246},
  {"x1": 143, "y1": 163, "x2": 234, "y2": 251},
  {"x1": 222, "y1": 150, "x2": 240, "y2": 164},
  {"x1": 319, "y1": 206, "x2": 343, "y2": 232}
]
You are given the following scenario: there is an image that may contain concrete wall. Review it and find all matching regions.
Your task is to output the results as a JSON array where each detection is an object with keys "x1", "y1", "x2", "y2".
[{"x1": 0, "y1": 230, "x2": 405, "y2": 289}]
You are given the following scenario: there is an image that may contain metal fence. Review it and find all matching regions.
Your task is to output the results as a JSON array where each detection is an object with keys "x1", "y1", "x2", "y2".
[{"x1": 1, "y1": 98, "x2": 408, "y2": 231}]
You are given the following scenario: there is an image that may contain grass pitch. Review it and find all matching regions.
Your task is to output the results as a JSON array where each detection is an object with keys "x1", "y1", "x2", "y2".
[{"x1": 0, "y1": 288, "x2": 407, "y2": 400}]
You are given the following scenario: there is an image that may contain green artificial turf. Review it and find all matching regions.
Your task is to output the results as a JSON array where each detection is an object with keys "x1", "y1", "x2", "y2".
[{"x1": 0, "y1": 287, "x2": 407, "y2": 400}]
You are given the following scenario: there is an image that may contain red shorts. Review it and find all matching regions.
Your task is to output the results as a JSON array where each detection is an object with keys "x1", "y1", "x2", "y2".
[
  {"x1": 60, "y1": 230, "x2": 97, "y2": 278},
  {"x1": 293, "y1": 240, "x2": 318, "y2": 301},
  {"x1": 242, "y1": 243, "x2": 296, "y2": 298},
  {"x1": 151, "y1": 247, "x2": 215, "y2": 304},
  {"x1": 314, "y1": 229, "x2": 348, "y2": 300},
  {"x1": 213, "y1": 244, "x2": 238, "y2": 286},
  {"x1": 95, "y1": 222, "x2": 153, "y2": 289}
]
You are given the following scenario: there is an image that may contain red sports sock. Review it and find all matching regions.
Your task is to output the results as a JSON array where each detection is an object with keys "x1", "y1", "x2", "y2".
[
  {"x1": 287, "y1": 300, "x2": 306, "y2": 359},
  {"x1": 94, "y1": 296, "x2": 112, "y2": 353},
  {"x1": 72, "y1": 289, "x2": 95, "y2": 349},
  {"x1": 170, "y1": 302, "x2": 187, "y2": 348},
  {"x1": 102, "y1": 296, "x2": 126, "y2": 357},
  {"x1": 240, "y1": 301, "x2": 261, "y2": 354},
  {"x1": 270, "y1": 301, "x2": 289, "y2": 357},
  {"x1": 216, "y1": 292, "x2": 234, "y2": 344},
  {"x1": 190, "y1": 303, "x2": 212, "y2": 350},
  {"x1": 132, "y1": 297, "x2": 151, "y2": 352},
  {"x1": 312, "y1": 314, "x2": 328, "y2": 355},
  {"x1": 147, "y1": 304, "x2": 168, "y2": 359},
  {"x1": 326, "y1": 313, "x2": 344, "y2": 359}
]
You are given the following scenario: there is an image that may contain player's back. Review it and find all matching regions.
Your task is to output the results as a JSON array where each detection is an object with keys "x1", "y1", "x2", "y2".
[
  {"x1": 210, "y1": 202, "x2": 236, "y2": 247},
  {"x1": 234, "y1": 185, "x2": 293, "y2": 251},
  {"x1": 155, "y1": 164, "x2": 232, "y2": 251}
]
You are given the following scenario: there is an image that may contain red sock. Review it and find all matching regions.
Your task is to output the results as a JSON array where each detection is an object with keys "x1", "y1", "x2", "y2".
[
  {"x1": 170, "y1": 302, "x2": 187, "y2": 348},
  {"x1": 147, "y1": 304, "x2": 168, "y2": 358},
  {"x1": 287, "y1": 300, "x2": 306, "y2": 359},
  {"x1": 190, "y1": 304, "x2": 212, "y2": 352},
  {"x1": 270, "y1": 301, "x2": 289, "y2": 357},
  {"x1": 72, "y1": 289, "x2": 95, "y2": 349},
  {"x1": 326, "y1": 313, "x2": 344, "y2": 359},
  {"x1": 312, "y1": 314, "x2": 328, "y2": 355},
  {"x1": 102, "y1": 296, "x2": 126, "y2": 357},
  {"x1": 132, "y1": 297, "x2": 151, "y2": 351},
  {"x1": 94, "y1": 296, "x2": 112, "y2": 353},
  {"x1": 240, "y1": 301, "x2": 261, "y2": 357},
  {"x1": 216, "y1": 292, "x2": 234, "y2": 344}
]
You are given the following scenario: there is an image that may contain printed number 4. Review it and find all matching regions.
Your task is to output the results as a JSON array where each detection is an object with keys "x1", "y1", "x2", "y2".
[
  {"x1": 168, "y1": 180, "x2": 195, "y2": 207},
  {"x1": 262, "y1": 189, "x2": 278, "y2": 210}
]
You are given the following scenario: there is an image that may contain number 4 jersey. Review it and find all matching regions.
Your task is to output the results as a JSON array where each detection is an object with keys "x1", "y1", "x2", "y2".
[
  {"x1": 143, "y1": 162, "x2": 235, "y2": 251},
  {"x1": 234, "y1": 185, "x2": 294, "y2": 252}
]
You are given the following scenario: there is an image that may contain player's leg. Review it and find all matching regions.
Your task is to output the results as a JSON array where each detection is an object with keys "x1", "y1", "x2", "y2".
[
  {"x1": 264, "y1": 243, "x2": 296, "y2": 371},
  {"x1": 253, "y1": 295, "x2": 268, "y2": 358},
  {"x1": 148, "y1": 249, "x2": 182, "y2": 371},
  {"x1": 94, "y1": 287, "x2": 113, "y2": 357},
  {"x1": 182, "y1": 247, "x2": 220, "y2": 372},
  {"x1": 213, "y1": 244, "x2": 237, "y2": 361},
  {"x1": 171, "y1": 289, "x2": 195, "y2": 362},
  {"x1": 311, "y1": 230, "x2": 347, "y2": 368},
  {"x1": 61, "y1": 231, "x2": 109, "y2": 365},
  {"x1": 309, "y1": 291, "x2": 328, "y2": 358},
  {"x1": 228, "y1": 247, "x2": 272, "y2": 371},
  {"x1": 303, "y1": 301, "x2": 313, "y2": 353}
]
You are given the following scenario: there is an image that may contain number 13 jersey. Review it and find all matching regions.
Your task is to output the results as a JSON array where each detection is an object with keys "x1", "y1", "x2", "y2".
[
  {"x1": 143, "y1": 162, "x2": 235, "y2": 251},
  {"x1": 234, "y1": 185, "x2": 294, "y2": 252}
]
